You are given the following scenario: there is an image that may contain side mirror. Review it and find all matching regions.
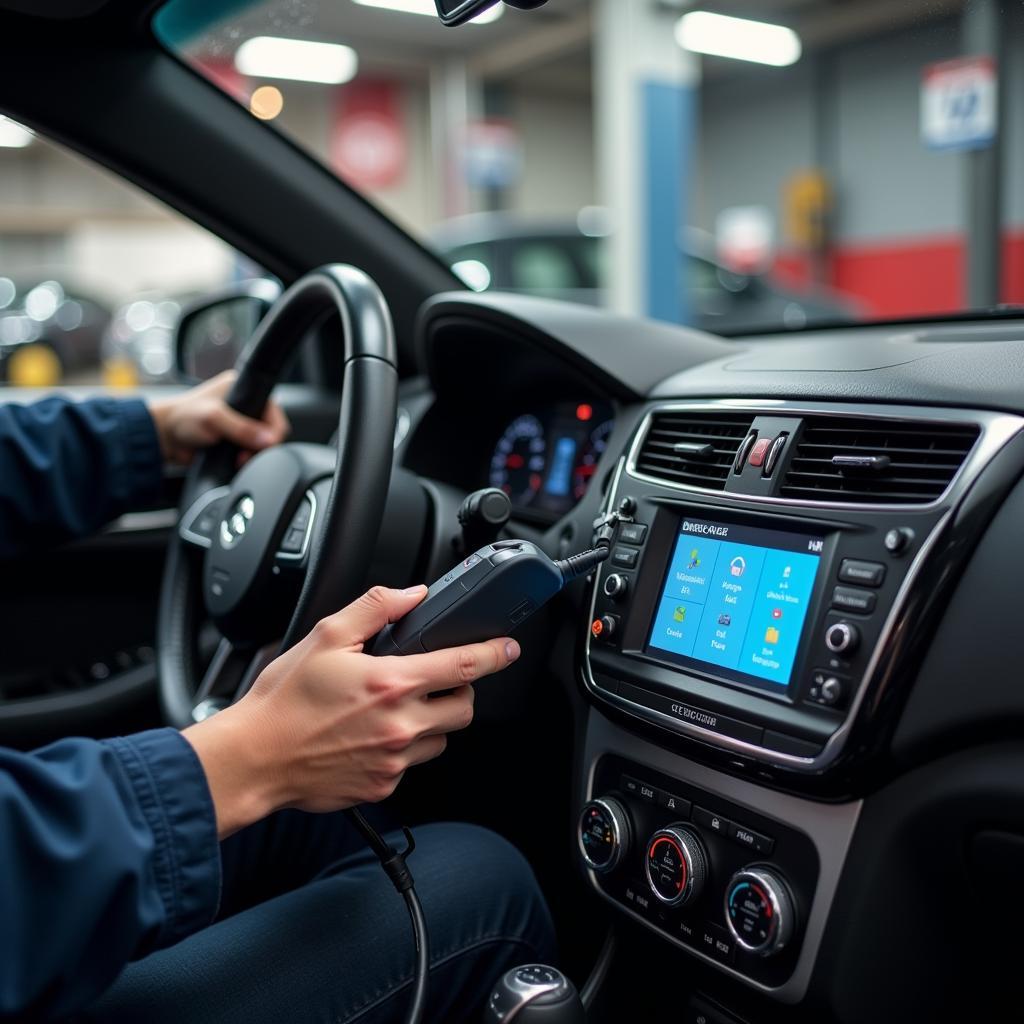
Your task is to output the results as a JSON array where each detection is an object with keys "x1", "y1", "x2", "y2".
[{"x1": 175, "y1": 279, "x2": 281, "y2": 382}]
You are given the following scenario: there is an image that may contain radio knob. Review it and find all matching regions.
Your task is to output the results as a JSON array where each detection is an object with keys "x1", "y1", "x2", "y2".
[
  {"x1": 825, "y1": 621, "x2": 859, "y2": 655},
  {"x1": 578, "y1": 797, "x2": 631, "y2": 874},
  {"x1": 820, "y1": 677, "x2": 843, "y2": 706},
  {"x1": 602, "y1": 574, "x2": 629, "y2": 601},
  {"x1": 725, "y1": 867, "x2": 795, "y2": 957},
  {"x1": 645, "y1": 825, "x2": 707, "y2": 908}
]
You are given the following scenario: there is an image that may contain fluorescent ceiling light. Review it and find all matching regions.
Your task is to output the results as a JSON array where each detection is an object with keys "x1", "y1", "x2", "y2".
[
  {"x1": 0, "y1": 116, "x2": 33, "y2": 148},
  {"x1": 675, "y1": 11, "x2": 801, "y2": 67},
  {"x1": 235, "y1": 37, "x2": 359, "y2": 85},
  {"x1": 352, "y1": 0, "x2": 503, "y2": 24}
]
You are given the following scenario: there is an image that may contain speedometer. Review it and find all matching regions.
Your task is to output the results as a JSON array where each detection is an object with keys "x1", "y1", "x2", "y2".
[
  {"x1": 573, "y1": 419, "x2": 613, "y2": 500},
  {"x1": 490, "y1": 414, "x2": 547, "y2": 506}
]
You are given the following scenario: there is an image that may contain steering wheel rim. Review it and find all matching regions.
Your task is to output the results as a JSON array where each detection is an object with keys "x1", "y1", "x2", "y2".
[{"x1": 157, "y1": 264, "x2": 398, "y2": 730}]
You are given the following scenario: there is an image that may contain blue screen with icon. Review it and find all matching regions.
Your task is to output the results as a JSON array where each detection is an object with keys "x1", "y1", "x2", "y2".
[{"x1": 647, "y1": 517, "x2": 823, "y2": 688}]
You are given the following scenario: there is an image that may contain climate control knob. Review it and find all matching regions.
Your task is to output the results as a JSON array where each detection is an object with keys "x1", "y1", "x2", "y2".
[
  {"x1": 577, "y1": 797, "x2": 631, "y2": 874},
  {"x1": 602, "y1": 574, "x2": 629, "y2": 600},
  {"x1": 644, "y1": 825, "x2": 707, "y2": 908},
  {"x1": 724, "y1": 867, "x2": 795, "y2": 957},
  {"x1": 825, "y1": 621, "x2": 860, "y2": 655}
]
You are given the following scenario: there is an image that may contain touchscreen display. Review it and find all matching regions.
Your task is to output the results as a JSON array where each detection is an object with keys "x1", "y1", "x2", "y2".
[{"x1": 646, "y1": 517, "x2": 824, "y2": 689}]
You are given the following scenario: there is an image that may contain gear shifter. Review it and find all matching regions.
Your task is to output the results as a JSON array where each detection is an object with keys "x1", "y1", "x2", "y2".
[{"x1": 484, "y1": 965, "x2": 584, "y2": 1023}]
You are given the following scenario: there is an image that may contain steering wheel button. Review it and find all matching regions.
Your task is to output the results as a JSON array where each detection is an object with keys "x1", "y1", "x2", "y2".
[{"x1": 280, "y1": 528, "x2": 306, "y2": 554}]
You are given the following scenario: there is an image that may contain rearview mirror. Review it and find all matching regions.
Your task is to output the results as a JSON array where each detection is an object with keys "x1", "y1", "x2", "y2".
[
  {"x1": 434, "y1": 0, "x2": 547, "y2": 27},
  {"x1": 175, "y1": 279, "x2": 281, "y2": 382}
]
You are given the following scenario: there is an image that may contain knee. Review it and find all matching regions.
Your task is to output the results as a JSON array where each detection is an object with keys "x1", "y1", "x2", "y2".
[{"x1": 413, "y1": 823, "x2": 556, "y2": 961}]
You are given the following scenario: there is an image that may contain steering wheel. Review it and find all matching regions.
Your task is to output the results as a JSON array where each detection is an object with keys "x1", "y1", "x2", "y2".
[{"x1": 157, "y1": 265, "x2": 398, "y2": 730}]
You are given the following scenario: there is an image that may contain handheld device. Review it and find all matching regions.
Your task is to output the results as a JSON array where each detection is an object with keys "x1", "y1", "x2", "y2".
[{"x1": 370, "y1": 531, "x2": 619, "y2": 657}]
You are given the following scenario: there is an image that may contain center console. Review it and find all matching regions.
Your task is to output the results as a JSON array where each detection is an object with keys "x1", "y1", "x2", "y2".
[
  {"x1": 574, "y1": 399, "x2": 1024, "y2": 1001},
  {"x1": 582, "y1": 401, "x2": 1020, "y2": 777}
]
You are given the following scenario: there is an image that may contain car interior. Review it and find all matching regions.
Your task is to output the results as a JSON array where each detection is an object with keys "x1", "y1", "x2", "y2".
[{"x1": 1, "y1": 0, "x2": 1022, "y2": 1021}]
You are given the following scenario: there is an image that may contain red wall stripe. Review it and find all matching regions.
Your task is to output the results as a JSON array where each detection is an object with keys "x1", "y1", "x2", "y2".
[{"x1": 772, "y1": 230, "x2": 1024, "y2": 319}]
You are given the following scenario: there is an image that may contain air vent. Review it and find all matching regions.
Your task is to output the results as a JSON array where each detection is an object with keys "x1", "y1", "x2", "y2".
[
  {"x1": 635, "y1": 411, "x2": 756, "y2": 491},
  {"x1": 780, "y1": 417, "x2": 980, "y2": 504}
]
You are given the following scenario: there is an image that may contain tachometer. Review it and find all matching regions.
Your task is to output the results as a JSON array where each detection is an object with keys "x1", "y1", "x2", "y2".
[
  {"x1": 490, "y1": 414, "x2": 547, "y2": 506},
  {"x1": 573, "y1": 419, "x2": 613, "y2": 500}
]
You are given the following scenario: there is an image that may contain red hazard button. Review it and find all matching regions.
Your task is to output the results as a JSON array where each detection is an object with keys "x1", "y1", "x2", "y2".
[{"x1": 748, "y1": 437, "x2": 773, "y2": 468}]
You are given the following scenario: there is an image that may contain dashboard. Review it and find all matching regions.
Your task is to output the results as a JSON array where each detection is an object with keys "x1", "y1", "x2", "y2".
[{"x1": 403, "y1": 291, "x2": 1024, "y2": 1022}]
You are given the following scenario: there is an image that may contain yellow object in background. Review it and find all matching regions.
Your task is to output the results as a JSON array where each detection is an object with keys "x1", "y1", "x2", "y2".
[
  {"x1": 103, "y1": 358, "x2": 140, "y2": 389},
  {"x1": 7, "y1": 344, "x2": 62, "y2": 387},
  {"x1": 764, "y1": 626, "x2": 781, "y2": 645},
  {"x1": 783, "y1": 169, "x2": 831, "y2": 249}
]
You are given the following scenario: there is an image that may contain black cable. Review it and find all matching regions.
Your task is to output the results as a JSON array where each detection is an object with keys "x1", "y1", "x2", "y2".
[
  {"x1": 554, "y1": 545, "x2": 611, "y2": 583},
  {"x1": 345, "y1": 807, "x2": 429, "y2": 1024}
]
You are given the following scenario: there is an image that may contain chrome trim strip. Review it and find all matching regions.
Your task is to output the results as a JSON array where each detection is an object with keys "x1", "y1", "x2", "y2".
[
  {"x1": 581, "y1": 712, "x2": 862, "y2": 1003},
  {"x1": 178, "y1": 486, "x2": 231, "y2": 549},
  {"x1": 105, "y1": 509, "x2": 178, "y2": 534},
  {"x1": 276, "y1": 489, "x2": 318, "y2": 562},
  {"x1": 625, "y1": 400, "x2": 1023, "y2": 513},
  {"x1": 583, "y1": 400, "x2": 1024, "y2": 772}
]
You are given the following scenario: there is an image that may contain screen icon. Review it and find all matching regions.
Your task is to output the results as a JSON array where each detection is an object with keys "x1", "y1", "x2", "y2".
[
  {"x1": 782, "y1": 565, "x2": 792, "y2": 579},
  {"x1": 764, "y1": 625, "x2": 780, "y2": 645},
  {"x1": 687, "y1": 549, "x2": 701, "y2": 569},
  {"x1": 673, "y1": 606, "x2": 687, "y2": 623},
  {"x1": 717, "y1": 613, "x2": 732, "y2": 627},
  {"x1": 729, "y1": 556, "x2": 746, "y2": 578},
  {"x1": 771, "y1": 608, "x2": 783, "y2": 620}
]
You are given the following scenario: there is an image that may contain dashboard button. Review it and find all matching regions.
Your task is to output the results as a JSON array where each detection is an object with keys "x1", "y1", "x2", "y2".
[
  {"x1": 656, "y1": 790, "x2": 692, "y2": 816},
  {"x1": 611, "y1": 546, "x2": 639, "y2": 569},
  {"x1": 748, "y1": 437, "x2": 773, "y2": 468},
  {"x1": 700, "y1": 923, "x2": 736, "y2": 964},
  {"x1": 692, "y1": 805, "x2": 731, "y2": 837},
  {"x1": 620, "y1": 775, "x2": 642, "y2": 798},
  {"x1": 727, "y1": 821, "x2": 775, "y2": 856},
  {"x1": 603, "y1": 573, "x2": 629, "y2": 600},
  {"x1": 618, "y1": 522, "x2": 648, "y2": 545},
  {"x1": 838, "y1": 558, "x2": 886, "y2": 586},
  {"x1": 832, "y1": 585, "x2": 877, "y2": 613}
]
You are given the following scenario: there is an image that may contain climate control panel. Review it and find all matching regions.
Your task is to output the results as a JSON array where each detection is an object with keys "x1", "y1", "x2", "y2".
[{"x1": 580, "y1": 754, "x2": 819, "y2": 988}]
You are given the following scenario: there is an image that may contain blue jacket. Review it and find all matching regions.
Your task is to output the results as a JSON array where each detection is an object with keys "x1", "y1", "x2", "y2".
[{"x1": 0, "y1": 397, "x2": 221, "y2": 1020}]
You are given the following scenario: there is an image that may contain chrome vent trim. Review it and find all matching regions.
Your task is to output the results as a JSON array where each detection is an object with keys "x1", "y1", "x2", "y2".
[
  {"x1": 779, "y1": 416, "x2": 981, "y2": 505},
  {"x1": 634, "y1": 411, "x2": 755, "y2": 492},
  {"x1": 626, "y1": 401, "x2": 1019, "y2": 512}
]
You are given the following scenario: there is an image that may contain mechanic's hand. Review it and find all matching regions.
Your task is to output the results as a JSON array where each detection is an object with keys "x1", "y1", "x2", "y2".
[
  {"x1": 184, "y1": 586, "x2": 520, "y2": 838},
  {"x1": 148, "y1": 370, "x2": 289, "y2": 465}
]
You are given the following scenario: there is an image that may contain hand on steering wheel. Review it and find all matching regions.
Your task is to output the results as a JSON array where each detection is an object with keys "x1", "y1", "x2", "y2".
[{"x1": 158, "y1": 265, "x2": 399, "y2": 729}]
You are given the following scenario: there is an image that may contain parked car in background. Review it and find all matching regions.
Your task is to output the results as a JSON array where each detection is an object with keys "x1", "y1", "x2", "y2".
[
  {"x1": 101, "y1": 290, "x2": 198, "y2": 386},
  {"x1": 432, "y1": 212, "x2": 861, "y2": 334},
  {"x1": 0, "y1": 277, "x2": 111, "y2": 386}
]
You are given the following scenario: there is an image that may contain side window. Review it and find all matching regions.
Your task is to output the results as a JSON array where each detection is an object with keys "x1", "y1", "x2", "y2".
[{"x1": 0, "y1": 118, "x2": 261, "y2": 389}]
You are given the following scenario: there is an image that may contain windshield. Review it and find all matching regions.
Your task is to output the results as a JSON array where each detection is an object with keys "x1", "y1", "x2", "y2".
[{"x1": 156, "y1": 0, "x2": 1023, "y2": 337}]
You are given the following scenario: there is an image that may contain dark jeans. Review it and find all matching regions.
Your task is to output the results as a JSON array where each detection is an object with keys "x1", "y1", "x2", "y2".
[{"x1": 82, "y1": 811, "x2": 557, "y2": 1023}]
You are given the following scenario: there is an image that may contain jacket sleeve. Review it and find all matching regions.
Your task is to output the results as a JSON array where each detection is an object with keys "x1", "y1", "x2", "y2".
[
  {"x1": 0, "y1": 396, "x2": 164, "y2": 559},
  {"x1": 0, "y1": 729, "x2": 221, "y2": 1020}
]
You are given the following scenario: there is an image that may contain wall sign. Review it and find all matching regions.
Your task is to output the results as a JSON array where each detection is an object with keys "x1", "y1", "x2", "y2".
[{"x1": 921, "y1": 56, "x2": 997, "y2": 152}]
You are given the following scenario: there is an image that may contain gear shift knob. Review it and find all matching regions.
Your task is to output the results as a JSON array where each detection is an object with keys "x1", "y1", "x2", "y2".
[{"x1": 484, "y1": 965, "x2": 585, "y2": 1023}]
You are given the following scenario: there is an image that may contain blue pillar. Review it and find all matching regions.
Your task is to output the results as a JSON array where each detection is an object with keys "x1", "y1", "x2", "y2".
[{"x1": 643, "y1": 80, "x2": 695, "y2": 325}]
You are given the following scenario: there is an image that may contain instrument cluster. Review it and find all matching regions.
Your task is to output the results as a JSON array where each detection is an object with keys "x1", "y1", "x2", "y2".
[{"x1": 488, "y1": 400, "x2": 614, "y2": 518}]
